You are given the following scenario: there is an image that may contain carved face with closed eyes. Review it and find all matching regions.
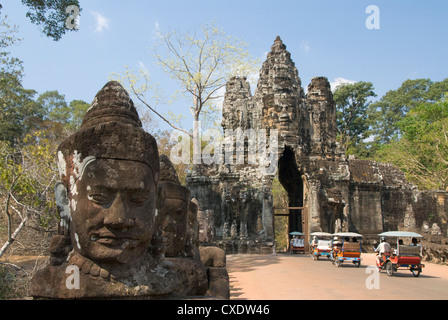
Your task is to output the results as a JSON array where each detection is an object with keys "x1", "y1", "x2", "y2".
[
  {"x1": 159, "y1": 181, "x2": 191, "y2": 257},
  {"x1": 68, "y1": 158, "x2": 157, "y2": 265},
  {"x1": 261, "y1": 94, "x2": 297, "y2": 131}
]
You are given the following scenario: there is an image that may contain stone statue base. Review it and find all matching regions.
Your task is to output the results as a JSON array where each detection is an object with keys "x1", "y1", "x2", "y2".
[
  {"x1": 166, "y1": 257, "x2": 208, "y2": 297},
  {"x1": 31, "y1": 251, "x2": 178, "y2": 300}
]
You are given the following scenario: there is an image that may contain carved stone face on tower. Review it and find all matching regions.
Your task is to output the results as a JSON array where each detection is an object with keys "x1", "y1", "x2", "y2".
[
  {"x1": 257, "y1": 37, "x2": 302, "y2": 134},
  {"x1": 261, "y1": 94, "x2": 298, "y2": 132}
]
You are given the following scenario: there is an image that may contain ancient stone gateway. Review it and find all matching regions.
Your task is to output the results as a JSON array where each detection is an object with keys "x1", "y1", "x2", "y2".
[{"x1": 187, "y1": 36, "x2": 448, "y2": 253}]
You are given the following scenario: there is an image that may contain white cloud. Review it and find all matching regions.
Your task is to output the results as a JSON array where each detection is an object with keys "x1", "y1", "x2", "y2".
[
  {"x1": 91, "y1": 12, "x2": 110, "y2": 33},
  {"x1": 153, "y1": 21, "x2": 162, "y2": 38},
  {"x1": 330, "y1": 77, "x2": 356, "y2": 91},
  {"x1": 138, "y1": 61, "x2": 147, "y2": 70},
  {"x1": 301, "y1": 41, "x2": 311, "y2": 52}
]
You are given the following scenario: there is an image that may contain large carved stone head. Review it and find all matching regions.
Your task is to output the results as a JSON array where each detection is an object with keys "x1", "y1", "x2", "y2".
[
  {"x1": 56, "y1": 81, "x2": 160, "y2": 266},
  {"x1": 262, "y1": 94, "x2": 298, "y2": 131},
  {"x1": 31, "y1": 81, "x2": 179, "y2": 299},
  {"x1": 158, "y1": 154, "x2": 191, "y2": 257},
  {"x1": 258, "y1": 37, "x2": 303, "y2": 135}
]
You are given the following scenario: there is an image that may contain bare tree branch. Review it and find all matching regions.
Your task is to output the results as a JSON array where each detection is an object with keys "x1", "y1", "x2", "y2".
[
  {"x1": 0, "y1": 215, "x2": 29, "y2": 259},
  {"x1": 151, "y1": 22, "x2": 259, "y2": 128},
  {"x1": 129, "y1": 82, "x2": 192, "y2": 138}
]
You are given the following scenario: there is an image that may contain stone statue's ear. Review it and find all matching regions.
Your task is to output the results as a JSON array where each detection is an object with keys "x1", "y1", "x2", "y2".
[{"x1": 55, "y1": 181, "x2": 71, "y2": 235}]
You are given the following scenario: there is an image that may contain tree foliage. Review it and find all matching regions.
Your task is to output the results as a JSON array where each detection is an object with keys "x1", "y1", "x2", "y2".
[
  {"x1": 153, "y1": 22, "x2": 259, "y2": 124},
  {"x1": 333, "y1": 81, "x2": 376, "y2": 157},
  {"x1": 375, "y1": 96, "x2": 448, "y2": 190},
  {"x1": 368, "y1": 78, "x2": 448, "y2": 146},
  {"x1": 0, "y1": 15, "x2": 40, "y2": 144},
  {"x1": 333, "y1": 77, "x2": 448, "y2": 191},
  {"x1": 0, "y1": 14, "x2": 88, "y2": 257},
  {"x1": 115, "y1": 22, "x2": 259, "y2": 139},
  {"x1": 0, "y1": 131, "x2": 60, "y2": 258},
  {"x1": 0, "y1": 0, "x2": 82, "y2": 41},
  {"x1": 35, "y1": 91, "x2": 89, "y2": 132}
]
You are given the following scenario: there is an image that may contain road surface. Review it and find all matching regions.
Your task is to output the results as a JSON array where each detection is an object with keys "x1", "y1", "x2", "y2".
[{"x1": 226, "y1": 253, "x2": 448, "y2": 300}]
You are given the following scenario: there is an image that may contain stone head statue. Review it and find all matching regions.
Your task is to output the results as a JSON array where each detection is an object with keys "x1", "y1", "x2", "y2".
[
  {"x1": 57, "y1": 81, "x2": 160, "y2": 266},
  {"x1": 159, "y1": 181, "x2": 191, "y2": 257},
  {"x1": 158, "y1": 154, "x2": 191, "y2": 257},
  {"x1": 187, "y1": 198, "x2": 200, "y2": 248},
  {"x1": 157, "y1": 157, "x2": 209, "y2": 297},
  {"x1": 31, "y1": 81, "x2": 176, "y2": 299}
]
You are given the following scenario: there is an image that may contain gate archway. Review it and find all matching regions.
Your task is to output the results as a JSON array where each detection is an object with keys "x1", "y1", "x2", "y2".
[{"x1": 275, "y1": 147, "x2": 309, "y2": 252}]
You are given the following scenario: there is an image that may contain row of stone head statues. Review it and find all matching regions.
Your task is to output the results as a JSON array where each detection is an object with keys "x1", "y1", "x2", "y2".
[{"x1": 31, "y1": 81, "x2": 229, "y2": 299}]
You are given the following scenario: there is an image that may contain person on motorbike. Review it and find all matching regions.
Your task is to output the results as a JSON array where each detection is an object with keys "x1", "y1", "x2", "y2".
[{"x1": 375, "y1": 237, "x2": 391, "y2": 266}]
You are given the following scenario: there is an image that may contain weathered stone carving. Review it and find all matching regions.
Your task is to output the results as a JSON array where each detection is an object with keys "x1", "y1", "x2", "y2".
[
  {"x1": 187, "y1": 36, "x2": 448, "y2": 252},
  {"x1": 158, "y1": 155, "x2": 208, "y2": 297},
  {"x1": 196, "y1": 199, "x2": 214, "y2": 244},
  {"x1": 257, "y1": 36, "x2": 304, "y2": 139},
  {"x1": 199, "y1": 245, "x2": 230, "y2": 299},
  {"x1": 197, "y1": 205, "x2": 230, "y2": 299},
  {"x1": 31, "y1": 81, "x2": 177, "y2": 299},
  {"x1": 191, "y1": 191, "x2": 230, "y2": 299}
]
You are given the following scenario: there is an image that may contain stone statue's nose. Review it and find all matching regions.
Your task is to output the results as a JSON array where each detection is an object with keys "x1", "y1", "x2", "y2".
[{"x1": 104, "y1": 193, "x2": 133, "y2": 230}]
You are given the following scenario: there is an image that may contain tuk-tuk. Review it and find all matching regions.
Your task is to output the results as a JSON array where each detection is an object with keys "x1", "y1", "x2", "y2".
[
  {"x1": 331, "y1": 232, "x2": 363, "y2": 267},
  {"x1": 376, "y1": 231, "x2": 425, "y2": 277},
  {"x1": 289, "y1": 231, "x2": 305, "y2": 254},
  {"x1": 310, "y1": 232, "x2": 333, "y2": 261}
]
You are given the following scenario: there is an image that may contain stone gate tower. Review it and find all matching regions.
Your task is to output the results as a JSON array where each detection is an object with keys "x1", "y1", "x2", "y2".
[{"x1": 187, "y1": 37, "x2": 448, "y2": 253}]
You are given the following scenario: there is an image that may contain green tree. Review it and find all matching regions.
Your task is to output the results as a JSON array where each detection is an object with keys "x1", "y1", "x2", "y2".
[
  {"x1": 0, "y1": 130, "x2": 59, "y2": 258},
  {"x1": 0, "y1": 1, "x2": 81, "y2": 41},
  {"x1": 155, "y1": 22, "x2": 259, "y2": 165},
  {"x1": 333, "y1": 81, "x2": 376, "y2": 157},
  {"x1": 0, "y1": 15, "x2": 40, "y2": 144},
  {"x1": 36, "y1": 90, "x2": 70, "y2": 124},
  {"x1": 368, "y1": 78, "x2": 448, "y2": 146},
  {"x1": 68, "y1": 99, "x2": 90, "y2": 130},
  {"x1": 0, "y1": 14, "x2": 22, "y2": 77},
  {"x1": 34, "y1": 91, "x2": 89, "y2": 135},
  {"x1": 0, "y1": 75, "x2": 39, "y2": 144},
  {"x1": 154, "y1": 22, "x2": 258, "y2": 123},
  {"x1": 376, "y1": 96, "x2": 448, "y2": 190}
]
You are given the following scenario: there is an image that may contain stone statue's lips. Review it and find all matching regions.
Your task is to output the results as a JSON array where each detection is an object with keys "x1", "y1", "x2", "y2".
[{"x1": 90, "y1": 230, "x2": 140, "y2": 246}]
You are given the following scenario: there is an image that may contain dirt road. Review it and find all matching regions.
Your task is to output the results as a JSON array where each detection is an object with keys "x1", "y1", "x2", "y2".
[
  {"x1": 3, "y1": 253, "x2": 447, "y2": 300},
  {"x1": 227, "y1": 253, "x2": 448, "y2": 300}
]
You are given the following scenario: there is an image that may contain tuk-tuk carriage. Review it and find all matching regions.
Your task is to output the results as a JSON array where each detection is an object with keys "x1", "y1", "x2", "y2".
[
  {"x1": 376, "y1": 231, "x2": 425, "y2": 277},
  {"x1": 289, "y1": 231, "x2": 305, "y2": 254},
  {"x1": 331, "y1": 232, "x2": 363, "y2": 267},
  {"x1": 310, "y1": 232, "x2": 333, "y2": 261}
]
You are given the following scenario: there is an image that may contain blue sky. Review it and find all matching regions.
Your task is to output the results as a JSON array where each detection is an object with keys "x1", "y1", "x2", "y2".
[{"x1": 3, "y1": 1, "x2": 448, "y2": 131}]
